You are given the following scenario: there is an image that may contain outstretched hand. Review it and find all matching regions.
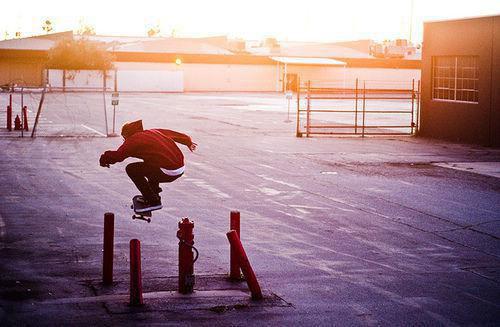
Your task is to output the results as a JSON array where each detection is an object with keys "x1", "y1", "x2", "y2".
[
  {"x1": 99, "y1": 154, "x2": 110, "y2": 168},
  {"x1": 189, "y1": 143, "x2": 198, "y2": 152}
]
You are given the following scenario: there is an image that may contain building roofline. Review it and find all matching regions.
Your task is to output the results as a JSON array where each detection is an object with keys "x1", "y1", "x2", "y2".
[
  {"x1": 0, "y1": 48, "x2": 421, "y2": 69},
  {"x1": 424, "y1": 13, "x2": 500, "y2": 24}
]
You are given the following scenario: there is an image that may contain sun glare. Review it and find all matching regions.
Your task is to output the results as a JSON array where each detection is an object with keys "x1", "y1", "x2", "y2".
[{"x1": 1, "y1": 0, "x2": 500, "y2": 41}]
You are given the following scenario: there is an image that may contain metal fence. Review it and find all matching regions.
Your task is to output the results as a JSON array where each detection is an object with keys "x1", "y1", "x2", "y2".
[{"x1": 295, "y1": 78, "x2": 421, "y2": 137}]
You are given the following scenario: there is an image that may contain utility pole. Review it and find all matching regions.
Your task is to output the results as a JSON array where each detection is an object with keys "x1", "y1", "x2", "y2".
[{"x1": 409, "y1": 0, "x2": 414, "y2": 44}]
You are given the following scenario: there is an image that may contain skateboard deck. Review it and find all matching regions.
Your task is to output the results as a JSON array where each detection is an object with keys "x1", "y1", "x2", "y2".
[{"x1": 131, "y1": 195, "x2": 161, "y2": 223}]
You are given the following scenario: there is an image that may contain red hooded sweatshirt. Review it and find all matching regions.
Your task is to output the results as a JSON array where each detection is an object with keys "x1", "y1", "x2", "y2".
[{"x1": 102, "y1": 129, "x2": 193, "y2": 169}]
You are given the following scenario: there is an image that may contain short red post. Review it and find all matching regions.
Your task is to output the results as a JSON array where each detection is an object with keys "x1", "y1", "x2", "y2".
[
  {"x1": 22, "y1": 106, "x2": 28, "y2": 131},
  {"x1": 129, "y1": 239, "x2": 144, "y2": 306},
  {"x1": 177, "y1": 217, "x2": 195, "y2": 294},
  {"x1": 7, "y1": 106, "x2": 12, "y2": 131},
  {"x1": 7, "y1": 94, "x2": 12, "y2": 131},
  {"x1": 102, "y1": 212, "x2": 114, "y2": 285},
  {"x1": 226, "y1": 230, "x2": 263, "y2": 300},
  {"x1": 229, "y1": 211, "x2": 242, "y2": 280}
]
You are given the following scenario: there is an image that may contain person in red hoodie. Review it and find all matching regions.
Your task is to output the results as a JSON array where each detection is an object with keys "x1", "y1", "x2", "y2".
[{"x1": 99, "y1": 120, "x2": 197, "y2": 212}]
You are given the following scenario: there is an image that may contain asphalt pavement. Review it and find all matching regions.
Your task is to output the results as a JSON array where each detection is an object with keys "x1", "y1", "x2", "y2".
[{"x1": 0, "y1": 92, "x2": 499, "y2": 326}]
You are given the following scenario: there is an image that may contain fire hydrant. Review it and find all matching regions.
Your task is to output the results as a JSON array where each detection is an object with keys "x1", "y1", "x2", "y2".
[
  {"x1": 177, "y1": 217, "x2": 197, "y2": 294},
  {"x1": 14, "y1": 115, "x2": 21, "y2": 130}
]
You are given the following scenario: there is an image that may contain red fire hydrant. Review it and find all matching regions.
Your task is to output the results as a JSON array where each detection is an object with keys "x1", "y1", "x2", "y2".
[
  {"x1": 177, "y1": 217, "x2": 197, "y2": 294},
  {"x1": 14, "y1": 115, "x2": 21, "y2": 130}
]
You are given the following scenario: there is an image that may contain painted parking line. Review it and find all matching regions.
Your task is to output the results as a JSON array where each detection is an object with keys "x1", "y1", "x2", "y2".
[
  {"x1": 0, "y1": 213, "x2": 5, "y2": 238},
  {"x1": 81, "y1": 124, "x2": 107, "y2": 137}
]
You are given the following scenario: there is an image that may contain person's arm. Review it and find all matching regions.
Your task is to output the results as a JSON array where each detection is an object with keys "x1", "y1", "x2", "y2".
[
  {"x1": 99, "y1": 139, "x2": 137, "y2": 167},
  {"x1": 158, "y1": 129, "x2": 197, "y2": 152}
]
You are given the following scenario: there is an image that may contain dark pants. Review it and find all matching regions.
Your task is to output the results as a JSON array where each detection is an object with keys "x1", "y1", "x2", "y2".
[{"x1": 126, "y1": 162, "x2": 183, "y2": 200}]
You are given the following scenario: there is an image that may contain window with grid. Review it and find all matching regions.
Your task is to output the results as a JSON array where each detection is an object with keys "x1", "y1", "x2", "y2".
[{"x1": 432, "y1": 56, "x2": 479, "y2": 103}]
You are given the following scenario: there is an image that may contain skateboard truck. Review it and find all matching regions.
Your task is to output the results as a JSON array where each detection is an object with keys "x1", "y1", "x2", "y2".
[{"x1": 132, "y1": 212, "x2": 151, "y2": 223}]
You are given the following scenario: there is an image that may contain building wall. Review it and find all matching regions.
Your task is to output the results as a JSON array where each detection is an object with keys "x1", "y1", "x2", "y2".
[
  {"x1": 182, "y1": 63, "x2": 276, "y2": 92},
  {"x1": 110, "y1": 63, "x2": 183, "y2": 92},
  {"x1": 285, "y1": 65, "x2": 420, "y2": 89},
  {"x1": 115, "y1": 62, "x2": 276, "y2": 92},
  {"x1": 116, "y1": 62, "x2": 421, "y2": 92},
  {"x1": 344, "y1": 68, "x2": 420, "y2": 89},
  {"x1": 48, "y1": 69, "x2": 113, "y2": 91},
  {"x1": 421, "y1": 16, "x2": 499, "y2": 146},
  {"x1": 0, "y1": 59, "x2": 44, "y2": 86},
  {"x1": 286, "y1": 65, "x2": 343, "y2": 86},
  {"x1": 491, "y1": 16, "x2": 500, "y2": 147},
  {"x1": 115, "y1": 62, "x2": 421, "y2": 92}
]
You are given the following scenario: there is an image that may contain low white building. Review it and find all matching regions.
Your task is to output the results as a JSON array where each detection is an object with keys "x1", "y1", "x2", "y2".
[{"x1": 2, "y1": 32, "x2": 421, "y2": 92}]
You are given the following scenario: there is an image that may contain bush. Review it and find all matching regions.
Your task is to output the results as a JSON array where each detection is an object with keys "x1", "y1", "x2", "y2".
[{"x1": 46, "y1": 39, "x2": 114, "y2": 70}]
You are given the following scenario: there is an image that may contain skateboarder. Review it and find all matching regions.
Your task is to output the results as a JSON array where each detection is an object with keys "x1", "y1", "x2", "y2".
[{"x1": 99, "y1": 120, "x2": 197, "y2": 211}]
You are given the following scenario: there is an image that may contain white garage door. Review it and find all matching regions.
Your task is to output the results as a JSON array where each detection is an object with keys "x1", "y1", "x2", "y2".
[{"x1": 117, "y1": 70, "x2": 184, "y2": 92}]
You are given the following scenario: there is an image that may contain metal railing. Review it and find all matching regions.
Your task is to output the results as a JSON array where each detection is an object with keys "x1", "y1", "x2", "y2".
[{"x1": 296, "y1": 78, "x2": 421, "y2": 137}]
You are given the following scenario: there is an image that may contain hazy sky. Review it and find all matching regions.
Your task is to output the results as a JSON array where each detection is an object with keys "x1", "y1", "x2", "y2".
[{"x1": 2, "y1": 0, "x2": 500, "y2": 42}]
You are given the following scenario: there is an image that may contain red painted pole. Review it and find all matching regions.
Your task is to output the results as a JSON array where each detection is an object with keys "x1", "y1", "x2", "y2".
[
  {"x1": 129, "y1": 239, "x2": 144, "y2": 306},
  {"x1": 226, "y1": 230, "x2": 263, "y2": 300},
  {"x1": 7, "y1": 94, "x2": 12, "y2": 131},
  {"x1": 22, "y1": 106, "x2": 28, "y2": 131},
  {"x1": 102, "y1": 212, "x2": 114, "y2": 285},
  {"x1": 177, "y1": 217, "x2": 195, "y2": 294},
  {"x1": 229, "y1": 211, "x2": 242, "y2": 280}
]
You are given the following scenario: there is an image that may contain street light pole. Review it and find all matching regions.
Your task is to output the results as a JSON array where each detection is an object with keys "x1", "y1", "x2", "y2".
[{"x1": 409, "y1": 0, "x2": 414, "y2": 43}]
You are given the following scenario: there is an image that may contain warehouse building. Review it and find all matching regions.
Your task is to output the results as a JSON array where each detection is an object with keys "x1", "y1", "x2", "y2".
[
  {"x1": 420, "y1": 15, "x2": 500, "y2": 146},
  {"x1": 1, "y1": 32, "x2": 421, "y2": 93}
]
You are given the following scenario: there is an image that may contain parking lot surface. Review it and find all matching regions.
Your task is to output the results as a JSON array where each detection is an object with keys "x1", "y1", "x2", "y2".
[{"x1": 1, "y1": 92, "x2": 499, "y2": 326}]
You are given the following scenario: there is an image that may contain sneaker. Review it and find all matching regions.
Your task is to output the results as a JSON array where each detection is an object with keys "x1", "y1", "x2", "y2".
[
  {"x1": 136, "y1": 193, "x2": 161, "y2": 204},
  {"x1": 136, "y1": 195, "x2": 162, "y2": 212}
]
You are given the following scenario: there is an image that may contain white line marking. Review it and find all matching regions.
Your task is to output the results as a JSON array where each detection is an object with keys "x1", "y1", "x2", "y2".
[
  {"x1": 258, "y1": 187, "x2": 281, "y2": 196},
  {"x1": 81, "y1": 124, "x2": 106, "y2": 137},
  {"x1": 257, "y1": 174, "x2": 301, "y2": 189},
  {"x1": 185, "y1": 178, "x2": 231, "y2": 199},
  {"x1": 0, "y1": 214, "x2": 5, "y2": 238},
  {"x1": 289, "y1": 204, "x2": 328, "y2": 210}
]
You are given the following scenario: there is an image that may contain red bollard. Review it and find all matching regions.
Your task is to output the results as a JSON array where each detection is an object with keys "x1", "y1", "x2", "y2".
[
  {"x1": 102, "y1": 212, "x2": 114, "y2": 285},
  {"x1": 22, "y1": 106, "x2": 28, "y2": 131},
  {"x1": 129, "y1": 239, "x2": 144, "y2": 306},
  {"x1": 7, "y1": 94, "x2": 12, "y2": 131},
  {"x1": 229, "y1": 211, "x2": 242, "y2": 280},
  {"x1": 226, "y1": 230, "x2": 263, "y2": 300},
  {"x1": 177, "y1": 217, "x2": 195, "y2": 294},
  {"x1": 7, "y1": 105, "x2": 12, "y2": 131}
]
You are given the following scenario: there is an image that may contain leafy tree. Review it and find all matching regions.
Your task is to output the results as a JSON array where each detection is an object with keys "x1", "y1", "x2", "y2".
[
  {"x1": 76, "y1": 18, "x2": 96, "y2": 36},
  {"x1": 147, "y1": 25, "x2": 160, "y2": 37},
  {"x1": 42, "y1": 20, "x2": 53, "y2": 34},
  {"x1": 46, "y1": 39, "x2": 114, "y2": 70},
  {"x1": 77, "y1": 25, "x2": 96, "y2": 36}
]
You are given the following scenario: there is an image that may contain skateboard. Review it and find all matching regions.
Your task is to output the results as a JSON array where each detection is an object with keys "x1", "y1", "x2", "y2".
[{"x1": 131, "y1": 195, "x2": 161, "y2": 223}]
